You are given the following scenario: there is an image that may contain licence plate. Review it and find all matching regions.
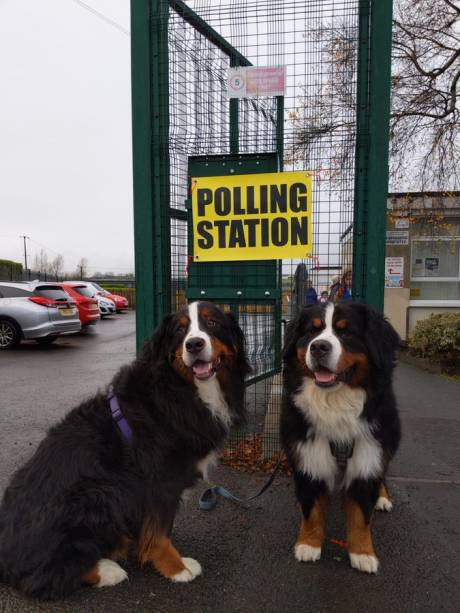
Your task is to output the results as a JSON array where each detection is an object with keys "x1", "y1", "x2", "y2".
[
  {"x1": 89, "y1": 304, "x2": 99, "y2": 310},
  {"x1": 60, "y1": 308, "x2": 76, "y2": 316}
]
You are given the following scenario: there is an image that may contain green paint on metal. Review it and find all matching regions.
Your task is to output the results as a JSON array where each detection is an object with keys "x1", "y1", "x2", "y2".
[
  {"x1": 187, "y1": 153, "x2": 282, "y2": 385},
  {"x1": 245, "y1": 368, "x2": 281, "y2": 387},
  {"x1": 131, "y1": 0, "x2": 155, "y2": 350},
  {"x1": 169, "y1": 0, "x2": 252, "y2": 67},
  {"x1": 230, "y1": 99, "x2": 239, "y2": 155},
  {"x1": 352, "y1": 0, "x2": 370, "y2": 303},
  {"x1": 131, "y1": 0, "x2": 171, "y2": 351},
  {"x1": 187, "y1": 153, "x2": 280, "y2": 303},
  {"x1": 353, "y1": 0, "x2": 393, "y2": 311},
  {"x1": 366, "y1": 0, "x2": 393, "y2": 311},
  {"x1": 276, "y1": 96, "x2": 284, "y2": 171}
]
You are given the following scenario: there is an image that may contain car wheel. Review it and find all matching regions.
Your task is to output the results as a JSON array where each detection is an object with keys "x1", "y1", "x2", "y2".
[
  {"x1": 0, "y1": 319, "x2": 20, "y2": 350},
  {"x1": 36, "y1": 336, "x2": 58, "y2": 345}
]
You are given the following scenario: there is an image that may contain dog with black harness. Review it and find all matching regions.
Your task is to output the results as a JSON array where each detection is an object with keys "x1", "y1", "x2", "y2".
[{"x1": 281, "y1": 301, "x2": 401, "y2": 574}]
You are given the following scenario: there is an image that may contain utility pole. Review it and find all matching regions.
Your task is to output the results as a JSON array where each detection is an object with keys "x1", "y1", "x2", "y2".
[{"x1": 20, "y1": 235, "x2": 29, "y2": 271}]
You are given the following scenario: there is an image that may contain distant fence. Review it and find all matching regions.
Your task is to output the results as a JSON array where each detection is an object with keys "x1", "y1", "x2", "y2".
[
  {"x1": 0, "y1": 265, "x2": 64, "y2": 283},
  {"x1": 102, "y1": 287, "x2": 136, "y2": 309},
  {"x1": 90, "y1": 277, "x2": 135, "y2": 288}
]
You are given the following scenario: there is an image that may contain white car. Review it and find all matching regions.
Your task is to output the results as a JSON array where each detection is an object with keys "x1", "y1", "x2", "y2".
[{"x1": 96, "y1": 295, "x2": 116, "y2": 317}]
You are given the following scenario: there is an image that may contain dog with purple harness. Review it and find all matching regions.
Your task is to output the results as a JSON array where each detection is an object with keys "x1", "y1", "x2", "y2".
[{"x1": 0, "y1": 301, "x2": 249, "y2": 600}]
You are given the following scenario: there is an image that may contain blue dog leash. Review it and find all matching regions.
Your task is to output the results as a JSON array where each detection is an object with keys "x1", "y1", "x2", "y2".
[
  {"x1": 107, "y1": 386, "x2": 282, "y2": 509},
  {"x1": 199, "y1": 457, "x2": 283, "y2": 510}
]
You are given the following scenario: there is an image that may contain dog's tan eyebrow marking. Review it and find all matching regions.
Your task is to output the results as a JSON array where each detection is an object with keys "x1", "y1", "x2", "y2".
[
  {"x1": 335, "y1": 319, "x2": 348, "y2": 329},
  {"x1": 178, "y1": 316, "x2": 189, "y2": 328},
  {"x1": 312, "y1": 318, "x2": 323, "y2": 329},
  {"x1": 200, "y1": 307, "x2": 213, "y2": 319}
]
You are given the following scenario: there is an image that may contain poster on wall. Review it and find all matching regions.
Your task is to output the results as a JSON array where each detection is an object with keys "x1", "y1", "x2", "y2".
[
  {"x1": 385, "y1": 256, "x2": 404, "y2": 288},
  {"x1": 191, "y1": 171, "x2": 313, "y2": 261},
  {"x1": 424, "y1": 257, "x2": 439, "y2": 276},
  {"x1": 386, "y1": 230, "x2": 409, "y2": 245},
  {"x1": 395, "y1": 218, "x2": 410, "y2": 229},
  {"x1": 227, "y1": 66, "x2": 286, "y2": 98}
]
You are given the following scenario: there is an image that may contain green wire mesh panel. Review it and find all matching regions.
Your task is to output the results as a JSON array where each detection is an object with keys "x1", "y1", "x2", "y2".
[
  {"x1": 143, "y1": 0, "x2": 390, "y2": 468},
  {"x1": 167, "y1": 2, "x2": 286, "y2": 465}
]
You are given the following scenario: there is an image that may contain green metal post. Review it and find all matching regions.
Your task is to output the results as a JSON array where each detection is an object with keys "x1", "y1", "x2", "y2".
[
  {"x1": 229, "y1": 56, "x2": 241, "y2": 155},
  {"x1": 276, "y1": 96, "x2": 284, "y2": 172},
  {"x1": 274, "y1": 94, "x2": 284, "y2": 363},
  {"x1": 353, "y1": 0, "x2": 393, "y2": 311},
  {"x1": 229, "y1": 98, "x2": 239, "y2": 154},
  {"x1": 131, "y1": 0, "x2": 171, "y2": 350},
  {"x1": 366, "y1": 0, "x2": 393, "y2": 310},
  {"x1": 352, "y1": 1, "x2": 370, "y2": 303}
]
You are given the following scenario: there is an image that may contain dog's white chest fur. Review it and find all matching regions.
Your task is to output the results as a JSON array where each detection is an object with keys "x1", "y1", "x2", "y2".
[
  {"x1": 194, "y1": 375, "x2": 231, "y2": 428},
  {"x1": 293, "y1": 379, "x2": 382, "y2": 490},
  {"x1": 294, "y1": 379, "x2": 366, "y2": 441}
]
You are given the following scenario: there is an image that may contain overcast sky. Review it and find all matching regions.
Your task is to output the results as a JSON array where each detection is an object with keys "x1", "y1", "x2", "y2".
[{"x1": 0, "y1": 0, "x2": 133, "y2": 274}]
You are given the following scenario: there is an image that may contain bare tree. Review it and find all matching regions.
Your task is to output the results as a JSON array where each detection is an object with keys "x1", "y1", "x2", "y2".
[
  {"x1": 391, "y1": 0, "x2": 460, "y2": 189},
  {"x1": 288, "y1": 0, "x2": 460, "y2": 191},
  {"x1": 49, "y1": 254, "x2": 64, "y2": 279},
  {"x1": 75, "y1": 258, "x2": 88, "y2": 280},
  {"x1": 33, "y1": 248, "x2": 50, "y2": 274}
]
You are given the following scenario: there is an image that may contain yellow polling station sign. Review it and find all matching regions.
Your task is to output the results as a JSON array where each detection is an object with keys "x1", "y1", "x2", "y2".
[{"x1": 191, "y1": 171, "x2": 313, "y2": 262}]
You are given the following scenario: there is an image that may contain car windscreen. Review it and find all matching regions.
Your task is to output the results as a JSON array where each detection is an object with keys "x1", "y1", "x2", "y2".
[
  {"x1": 35, "y1": 286, "x2": 71, "y2": 301},
  {"x1": 72, "y1": 286, "x2": 95, "y2": 298}
]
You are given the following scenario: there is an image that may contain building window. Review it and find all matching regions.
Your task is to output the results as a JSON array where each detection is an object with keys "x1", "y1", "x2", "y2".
[{"x1": 410, "y1": 238, "x2": 460, "y2": 300}]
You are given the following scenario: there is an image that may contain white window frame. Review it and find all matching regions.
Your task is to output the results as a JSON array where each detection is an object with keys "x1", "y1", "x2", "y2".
[{"x1": 410, "y1": 237, "x2": 460, "y2": 283}]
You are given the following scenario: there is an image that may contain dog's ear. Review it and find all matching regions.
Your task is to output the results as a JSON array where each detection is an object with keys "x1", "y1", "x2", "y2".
[
  {"x1": 283, "y1": 308, "x2": 310, "y2": 361},
  {"x1": 226, "y1": 311, "x2": 244, "y2": 352},
  {"x1": 226, "y1": 311, "x2": 251, "y2": 375},
  {"x1": 365, "y1": 306, "x2": 400, "y2": 370},
  {"x1": 139, "y1": 313, "x2": 174, "y2": 364}
]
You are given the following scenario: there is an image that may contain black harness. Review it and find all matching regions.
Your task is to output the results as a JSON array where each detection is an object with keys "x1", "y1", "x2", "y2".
[{"x1": 329, "y1": 440, "x2": 355, "y2": 469}]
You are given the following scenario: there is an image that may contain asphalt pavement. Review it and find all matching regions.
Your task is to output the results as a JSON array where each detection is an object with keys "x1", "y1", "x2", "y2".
[{"x1": 0, "y1": 311, "x2": 459, "y2": 613}]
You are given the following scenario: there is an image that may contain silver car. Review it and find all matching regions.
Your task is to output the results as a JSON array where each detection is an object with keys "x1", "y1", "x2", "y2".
[{"x1": 0, "y1": 282, "x2": 81, "y2": 350}]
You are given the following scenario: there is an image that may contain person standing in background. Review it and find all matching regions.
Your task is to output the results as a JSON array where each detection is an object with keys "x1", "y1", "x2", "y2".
[
  {"x1": 329, "y1": 268, "x2": 352, "y2": 302},
  {"x1": 304, "y1": 279, "x2": 318, "y2": 305}
]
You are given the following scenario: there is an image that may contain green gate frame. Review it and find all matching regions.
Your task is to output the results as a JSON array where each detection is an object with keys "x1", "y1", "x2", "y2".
[
  {"x1": 353, "y1": 0, "x2": 393, "y2": 309},
  {"x1": 186, "y1": 153, "x2": 283, "y2": 384},
  {"x1": 131, "y1": 0, "x2": 394, "y2": 349}
]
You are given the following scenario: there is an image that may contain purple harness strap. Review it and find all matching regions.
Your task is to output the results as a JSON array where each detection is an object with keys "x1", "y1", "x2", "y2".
[{"x1": 108, "y1": 386, "x2": 133, "y2": 444}]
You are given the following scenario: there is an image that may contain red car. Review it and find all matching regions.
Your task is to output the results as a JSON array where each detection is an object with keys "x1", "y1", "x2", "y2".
[
  {"x1": 61, "y1": 283, "x2": 100, "y2": 327},
  {"x1": 89, "y1": 282, "x2": 129, "y2": 313}
]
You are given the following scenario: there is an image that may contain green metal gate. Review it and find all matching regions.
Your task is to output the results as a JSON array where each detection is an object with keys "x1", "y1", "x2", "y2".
[{"x1": 131, "y1": 0, "x2": 393, "y2": 464}]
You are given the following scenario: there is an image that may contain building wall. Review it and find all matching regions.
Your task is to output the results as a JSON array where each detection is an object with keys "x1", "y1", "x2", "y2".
[{"x1": 384, "y1": 193, "x2": 460, "y2": 338}]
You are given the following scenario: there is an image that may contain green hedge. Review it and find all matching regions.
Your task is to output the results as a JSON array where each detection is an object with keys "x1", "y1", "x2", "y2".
[
  {"x1": 101, "y1": 286, "x2": 133, "y2": 292},
  {"x1": 409, "y1": 313, "x2": 460, "y2": 361},
  {"x1": 0, "y1": 259, "x2": 23, "y2": 281}
]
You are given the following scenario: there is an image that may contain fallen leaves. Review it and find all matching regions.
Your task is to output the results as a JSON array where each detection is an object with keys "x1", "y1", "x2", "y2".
[{"x1": 222, "y1": 435, "x2": 292, "y2": 475}]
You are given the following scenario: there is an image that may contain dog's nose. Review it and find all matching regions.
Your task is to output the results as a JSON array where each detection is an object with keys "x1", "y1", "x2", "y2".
[
  {"x1": 185, "y1": 337, "x2": 205, "y2": 354},
  {"x1": 310, "y1": 339, "x2": 332, "y2": 357}
]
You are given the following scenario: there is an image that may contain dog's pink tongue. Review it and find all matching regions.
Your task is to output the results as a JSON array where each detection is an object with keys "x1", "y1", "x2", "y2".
[
  {"x1": 314, "y1": 370, "x2": 337, "y2": 384},
  {"x1": 192, "y1": 361, "x2": 213, "y2": 378}
]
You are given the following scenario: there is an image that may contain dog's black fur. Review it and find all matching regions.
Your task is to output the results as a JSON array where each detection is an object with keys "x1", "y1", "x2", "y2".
[
  {"x1": 281, "y1": 301, "x2": 401, "y2": 571},
  {"x1": 0, "y1": 303, "x2": 249, "y2": 600}
]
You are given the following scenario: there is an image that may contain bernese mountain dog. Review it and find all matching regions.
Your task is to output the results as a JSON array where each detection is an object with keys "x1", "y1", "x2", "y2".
[
  {"x1": 281, "y1": 301, "x2": 400, "y2": 574},
  {"x1": 0, "y1": 301, "x2": 249, "y2": 600}
]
